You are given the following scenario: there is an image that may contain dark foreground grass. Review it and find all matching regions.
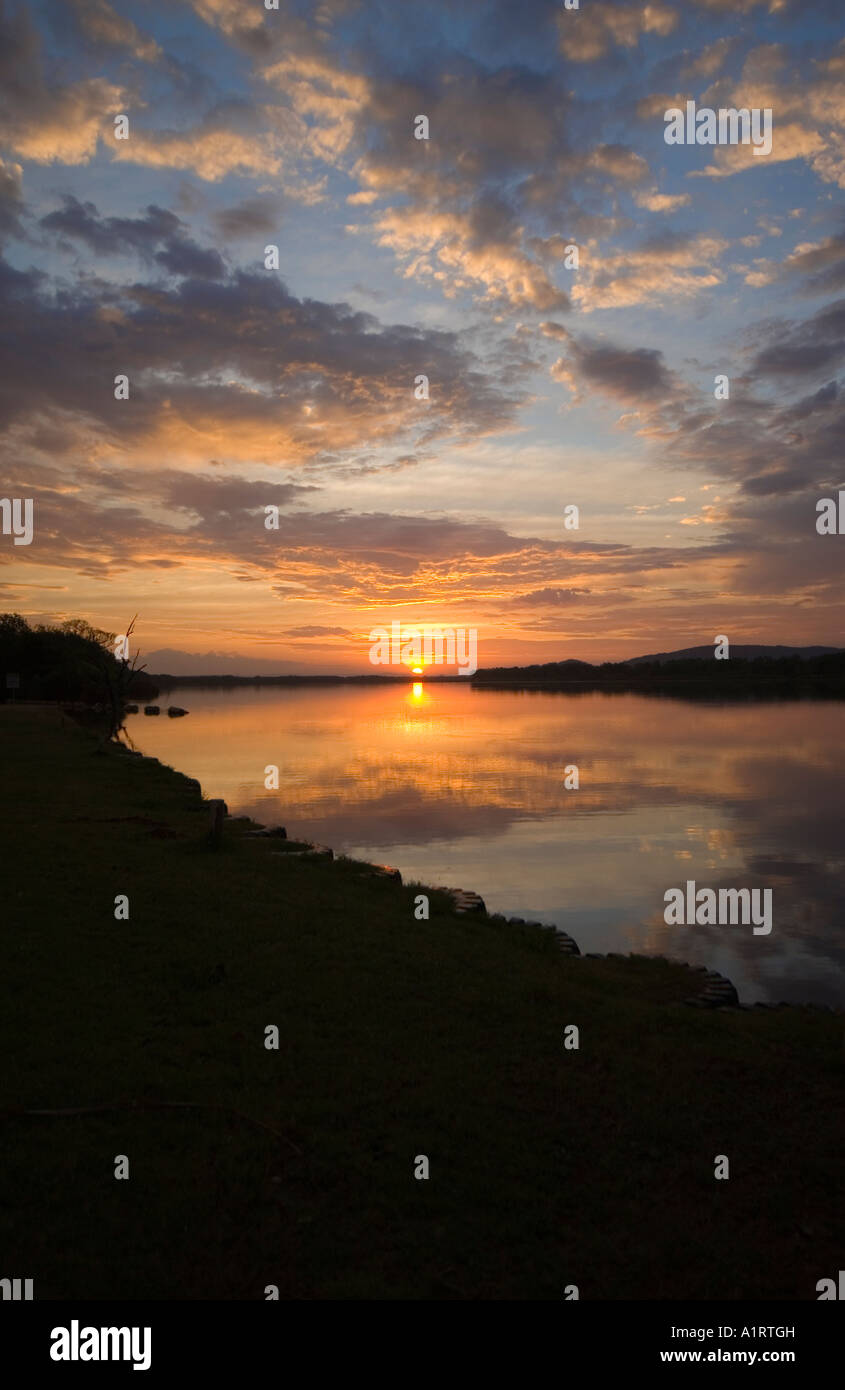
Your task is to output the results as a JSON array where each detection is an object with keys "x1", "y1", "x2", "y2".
[{"x1": 1, "y1": 707, "x2": 843, "y2": 1300}]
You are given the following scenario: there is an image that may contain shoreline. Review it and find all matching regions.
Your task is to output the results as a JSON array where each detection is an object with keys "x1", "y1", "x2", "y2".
[
  {"x1": 4, "y1": 705, "x2": 844, "y2": 1300},
  {"x1": 65, "y1": 699, "x2": 845, "y2": 1017},
  {"x1": 199, "y1": 775, "x2": 842, "y2": 1019}
]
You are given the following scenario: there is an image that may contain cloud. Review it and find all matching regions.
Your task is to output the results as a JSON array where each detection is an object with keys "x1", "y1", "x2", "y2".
[
  {"x1": 0, "y1": 156, "x2": 23, "y2": 242},
  {"x1": 557, "y1": 1, "x2": 678, "y2": 63},
  {"x1": 370, "y1": 203, "x2": 571, "y2": 312},
  {"x1": 188, "y1": 0, "x2": 276, "y2": 52},
  {"x1": 40, "y1": 197, "x2": 226, "y2": 278},
  {"x1": 0, "y1": 247, "x2": 528, "y2": 472},
  {"x1": 510, "y1": 587, "x2": 592, "y2": 606},
  {"x1": 633, "y1": 188, "x2": 692, "y2": 212},
  {"x1": 283, "y1": 625, "x2": 352, "y2": 637},
  {"x1": 679, "y1": 36, "x2": 737, "y2": 81},
  {"x1": 67, "y1": 0, "x2": 161, "y2": 63},
  {"x1": 553, "y1": 335, "x2": 675, "y2": 403},
  {"x1": 692, "y1": 0, "x2": 788, "y2": 11},
  {"x1": 572, "y1": 232, "x2": 726, "y2": 311},
  {"x1": 691, "y1": 42, "x2": 845, "y2": 187},
  {"x1": 106, "y1": 100, "x2": 307, "y2": 183},
  {"x1": 3, "y1": 451, "x2": 684, "y2": 615},
  {"x1": 748, "y1": 231, "x2": 845, "y2": 296},
  {"x1": 750, "y1": 299, "x2": 845, "y2": 376},
  {"x1": 213, "y1": 197, "x2": 281, "y2": 240},
  {"x1": 263, "y1": 52, "x2": 370, "y2": 162},
  {"x1": 0, "y1": 0, "x2": 126, "y2": 164},
  {"x1": 586, "y1": 144, "x2": 650, "y2": 185},
  {"x1": 336, "y1": 60, "x2": 584, "y2": 310},
  {"x1": 5, "y1": 0, "x2": 845, "y2": 658}
]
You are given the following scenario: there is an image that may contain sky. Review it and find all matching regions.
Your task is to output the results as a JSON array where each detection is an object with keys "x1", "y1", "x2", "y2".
[{"x1": 1, "y1": 0, "x2": 843, "y2": 674}]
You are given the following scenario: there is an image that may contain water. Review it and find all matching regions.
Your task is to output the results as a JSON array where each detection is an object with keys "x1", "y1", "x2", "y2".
[{"x1": 125, "y1": 683, "x2": 845, "y2": 1008}]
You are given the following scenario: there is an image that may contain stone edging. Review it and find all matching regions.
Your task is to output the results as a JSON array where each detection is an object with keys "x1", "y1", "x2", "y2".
[
  {"x1": 431, "y1": 886, "x2": 844, "y2": 1014},
  {"x1": 117, "y1": 757, "x2": 837, "y2": 1017}
]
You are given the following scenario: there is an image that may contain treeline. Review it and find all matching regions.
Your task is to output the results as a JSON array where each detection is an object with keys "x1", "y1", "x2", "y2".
[
  {"x1": 0, "y1": 614, "x2": 158, "y2": 707},
  {"x1": 149, "y1": 672, "x2": 466, "y2": 689},
  {"x1": 471, "y1": 651, "x2": 845, "y2": 698}
]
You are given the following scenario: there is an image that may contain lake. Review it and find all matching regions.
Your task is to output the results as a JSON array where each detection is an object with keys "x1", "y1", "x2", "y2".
[{"x1": 125, "y1": 683, "x2": 845, "y2": 1008}]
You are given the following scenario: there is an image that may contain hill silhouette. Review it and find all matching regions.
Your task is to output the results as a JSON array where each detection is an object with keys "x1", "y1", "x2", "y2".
[
  {"x1": 471, "y1": 647, "x2": 845, "y2": 698},
  {"x1": 626, "y1": 644, "x2": 841, "y2": 665}
]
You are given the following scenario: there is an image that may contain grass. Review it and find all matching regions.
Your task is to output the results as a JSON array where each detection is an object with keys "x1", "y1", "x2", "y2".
[{"x1": 1, "y1": 706, "x2": 843, "y2": 1300}]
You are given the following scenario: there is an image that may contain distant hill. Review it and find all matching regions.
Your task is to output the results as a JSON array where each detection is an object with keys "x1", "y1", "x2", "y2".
[
  {"x1": 144, "y1": 646, "x2": 844, "y2": 690},
  {"x1": 626, "y1": 644, "x2": 842, "y2": 665},
  {"x1": 471, "y1": 646, "x2": 845, "y2": 699}
]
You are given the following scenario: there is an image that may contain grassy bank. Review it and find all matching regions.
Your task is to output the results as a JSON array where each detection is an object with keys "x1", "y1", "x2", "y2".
[{"x1": 1, "y1": 707, "x2": 843, "y2": 1300}]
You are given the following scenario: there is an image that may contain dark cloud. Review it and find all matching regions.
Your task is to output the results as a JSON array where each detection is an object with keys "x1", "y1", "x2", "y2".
[
  {"x1": 779, "y1": 379, "x2": 838, "y2": 423},
  {"x1": 213, "y1": 197, "x2": 282, "y2": 240},
  {"x1": 154, "y1": 238, "x2": 225, "y2": 279},
  {"x1": 0, "y1": 157, "x2": 23, "y2": 242},
  {"x1": 163, "y1": 474, "x2": 316, "y2": 516},
  {"x1": 566, "y1": 337, "x2": 674, "y2": 400},
  {"x1": 751, "y1": 300, "x2": 845, "y2": 377},
  {"x1": 740, "y1": 468, "x2": 813, "y2": 498},
  {"x1": 0, "y1": 250, "x2": 526, "y2": 465},
  {"x1": 40, "y1": 197, "x2": 226, "y2": 278},
  {"x1": 792, "y1": 234, "x2": 845, "y2": 297},
  {"x1": 41, "y1": 197, "x2": 177, "y2": 255}
]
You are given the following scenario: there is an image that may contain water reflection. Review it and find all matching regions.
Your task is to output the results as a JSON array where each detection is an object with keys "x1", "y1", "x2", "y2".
[{"x1": 127, "y1": 684, "x2": 845, "y2": 1007}]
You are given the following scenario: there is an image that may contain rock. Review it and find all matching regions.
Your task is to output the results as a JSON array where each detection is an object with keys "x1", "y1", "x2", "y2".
[
  {"x1": 451, "y1": 889, "x2": 486, "y2": 914},
  {"x1": 363, "y1": 864, "x2": 402, "y2": 882},
  {"x1": 272, "y1": 842, "x2": 333, "y2": 859},
  {"x1": 435, "y1": 886, "x2": 486, "y2": 914},
  {"x1": 243, "y1": 827, "x2": 287, "y2": 839},
  {"x1": 143, "y1": 705, "x2": 160, "y2": 715}
]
